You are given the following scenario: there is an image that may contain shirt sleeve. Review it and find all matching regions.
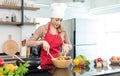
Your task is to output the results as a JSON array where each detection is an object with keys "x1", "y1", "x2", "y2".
[{"x1": 26, "y1": 26, "x2": 44, "y2": 47}]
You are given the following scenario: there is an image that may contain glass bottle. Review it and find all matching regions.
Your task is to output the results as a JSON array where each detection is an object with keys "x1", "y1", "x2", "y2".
[{"x1": 11, "y1": 13, "x2": 17, "y2": 22}]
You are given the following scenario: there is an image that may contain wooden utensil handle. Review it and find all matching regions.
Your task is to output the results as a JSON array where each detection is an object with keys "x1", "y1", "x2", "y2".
[
  {"x1": 14, "y1": 55, "x2": 25, "y2": 63},
  {"x1": 48, "y1": 52, "x2": 54, "y2": 59}
]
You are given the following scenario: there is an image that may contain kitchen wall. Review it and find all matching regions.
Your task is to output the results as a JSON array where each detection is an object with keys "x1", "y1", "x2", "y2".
[
  {"x1": 0, "y1": 25, "x2": 21, "y2": 53},
  {"x1": 90, "y1": 0, "x2": 120, "y2": 9},
  {"x1": 89, "y1": 0, "x2": 120, "y2": 15},
  {"x1": 35, "y1": 1, "x2": 90, "y2": 20}
]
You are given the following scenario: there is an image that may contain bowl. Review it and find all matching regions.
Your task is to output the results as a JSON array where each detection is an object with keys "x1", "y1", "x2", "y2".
[
  {"x1": 52, "y1": 58, "x2": 72, "y2": 68},
  {"x1": 16, "y1": 58, "x2": 40, "y2": 70}
]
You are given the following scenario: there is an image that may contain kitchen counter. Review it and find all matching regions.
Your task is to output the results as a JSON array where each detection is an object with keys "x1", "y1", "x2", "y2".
[
  {"x1": 0, "y1": 55, "x2": 26, "y2": 64},
  {"x1": 0, "y1": 55, "x2": 26, "y2": 60},
  {"x1": 24, "y1": 61, "x2": 120, "y2": 76},
  {"x1": 1, "y1": 56, "x2": 120, "y2": 76}
]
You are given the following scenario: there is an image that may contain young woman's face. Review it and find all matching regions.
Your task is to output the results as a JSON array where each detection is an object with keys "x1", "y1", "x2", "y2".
[{"x1": 51, "y1": 18, "x2": 63, "y2": 28}]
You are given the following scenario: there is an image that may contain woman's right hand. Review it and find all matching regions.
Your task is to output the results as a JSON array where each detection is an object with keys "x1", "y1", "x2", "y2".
[{"x1": 42, "y1": 40, "x2": 50, "y2": 53}]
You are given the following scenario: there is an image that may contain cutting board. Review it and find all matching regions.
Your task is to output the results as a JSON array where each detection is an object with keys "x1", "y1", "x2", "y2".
[{"x1": 2, "y1": 34, "x2": 19, "y2": 56}]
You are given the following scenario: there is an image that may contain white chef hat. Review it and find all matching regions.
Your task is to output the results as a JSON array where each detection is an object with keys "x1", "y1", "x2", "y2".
[{"x1": 50, "y1": 3, "x2": 67, "y2": 19}]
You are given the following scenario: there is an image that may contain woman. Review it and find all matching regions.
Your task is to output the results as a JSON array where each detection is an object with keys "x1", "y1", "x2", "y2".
[{"x1": 26, "y1": 3, "x2": 72, "y2": 68}]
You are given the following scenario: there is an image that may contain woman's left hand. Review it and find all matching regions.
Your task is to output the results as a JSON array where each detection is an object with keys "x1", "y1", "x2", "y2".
[{"x1": 62, "y1": 44, "x2": 70, "y2": 56}]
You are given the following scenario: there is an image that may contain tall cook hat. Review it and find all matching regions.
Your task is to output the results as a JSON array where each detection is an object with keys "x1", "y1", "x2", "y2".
[{"x1": 50, "y1": 3, "x2": 67, "y2": 19}]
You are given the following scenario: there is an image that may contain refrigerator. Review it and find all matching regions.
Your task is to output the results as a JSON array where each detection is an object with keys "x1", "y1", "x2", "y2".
[
  {"x1": 62, "y1": 18, "x2": 96, "y2": 59},
  {"x1": 62, "y1": 18, "x2": 76, "y2": 58},
  {"x1": 75, "y1": 18, "x2": 99, "y2": 60}
]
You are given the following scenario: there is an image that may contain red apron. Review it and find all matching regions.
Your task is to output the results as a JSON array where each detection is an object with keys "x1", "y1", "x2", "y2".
[{"x1": 40, "y1": 23, "x2": 63, "y2": 67}]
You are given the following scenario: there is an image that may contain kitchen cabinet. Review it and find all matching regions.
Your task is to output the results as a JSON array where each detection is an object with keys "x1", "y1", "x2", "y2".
[{"x1": 0, "y1": 0, "x2": 40, "y2": 26}]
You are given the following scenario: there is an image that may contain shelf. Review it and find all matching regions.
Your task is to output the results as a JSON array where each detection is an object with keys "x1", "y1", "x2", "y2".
[
  {"x1": 0, "y1": 21, "x2": 39, "y2": 25},
  {"x1": 24, "y1": 22, "x2": 40, "y2": 25},
  {"x1": 0, "y1": 21, "x2": 21, "y2": 25},
  {"x1": 0, "y1": 3, "x2": 40, "y2": 26},
  {"x1": 0, "y1": 5, "x2": 21, "y2": 10},
  {"x1": 24, "y1": 7, "x2": 40, "y2": 11},
  {"x1": 0, "y1": 5, "x2": 40, "y2": 10}
]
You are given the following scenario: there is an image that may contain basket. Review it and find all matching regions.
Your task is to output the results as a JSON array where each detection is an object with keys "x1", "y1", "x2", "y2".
[
  {"x1": 109, "y1": 58, "x2": 120, "y2": 64},
  {"x1": 52, "y1": 58, "x2": 72, "y2": 68},
  {"x1": 109, "y1": 56, "x2": 120, "y2": 65}
]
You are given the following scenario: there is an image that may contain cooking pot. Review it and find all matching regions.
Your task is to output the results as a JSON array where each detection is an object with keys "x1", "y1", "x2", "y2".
[{"x1": 16, "y1": 58, "x2": 40, "y2": 70}]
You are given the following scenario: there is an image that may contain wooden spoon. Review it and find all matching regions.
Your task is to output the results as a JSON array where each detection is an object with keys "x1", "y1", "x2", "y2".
[
  {"x1": 48, "y1": 52, "x2": 54, "y2": 59},
  {"x1": 64, "y1": 50, "x2": 67, "y2": 58},
  {"x1": 14, "y1": 55, "x2": 25, "y2": 62}
]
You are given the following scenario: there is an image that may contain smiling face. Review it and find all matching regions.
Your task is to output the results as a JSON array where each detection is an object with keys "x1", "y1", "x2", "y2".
[{"x1": 51, "y1": 18, "x2": 63, "y2": 29}]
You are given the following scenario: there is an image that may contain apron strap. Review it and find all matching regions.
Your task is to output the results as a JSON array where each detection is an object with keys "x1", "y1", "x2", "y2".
[{"x1": 47, "y1": 23, "x2": 51, "y2": 34}]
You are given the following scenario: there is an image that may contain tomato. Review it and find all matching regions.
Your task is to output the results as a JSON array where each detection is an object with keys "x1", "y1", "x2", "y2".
[
  {"x1": 79, "y1": 61, "x2": 85, "y2": 66},
  {"x1": 0, "y1": 58, "x2": 4, "y2": 66},
  {"x1": 97, "y1": 58, "x2": 103, "y2": 62},
  {"x1": 94, "y1": 57, "x2": 103, "y2": 64},
  {"x1": 65, "y1": 57, "x2": 71, "y2": 60},
  {"x1": 73, "y1": 59, "x2": 79, "y2": 66}
]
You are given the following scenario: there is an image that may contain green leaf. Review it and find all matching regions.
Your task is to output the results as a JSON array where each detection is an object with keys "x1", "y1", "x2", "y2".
[{"x1": 2, "y1": 62, "x2": 30, "y2": 76}]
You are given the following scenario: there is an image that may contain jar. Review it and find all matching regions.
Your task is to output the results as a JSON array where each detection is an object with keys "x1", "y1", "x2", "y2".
[{"x1": 6, "y1": 16, "x2": 9, "y2": 21}]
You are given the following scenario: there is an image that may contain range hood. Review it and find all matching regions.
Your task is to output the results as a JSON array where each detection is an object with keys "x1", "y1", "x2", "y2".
[
  {"x1": 30, "y1": 0, "x2": 87, "y2": 7},
  {"x1": 89, "y1": 4, "x2": 120, "y2": 15},
  {"x1": 73, "y1": 0, "x2": 85, "y2": 3}
]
